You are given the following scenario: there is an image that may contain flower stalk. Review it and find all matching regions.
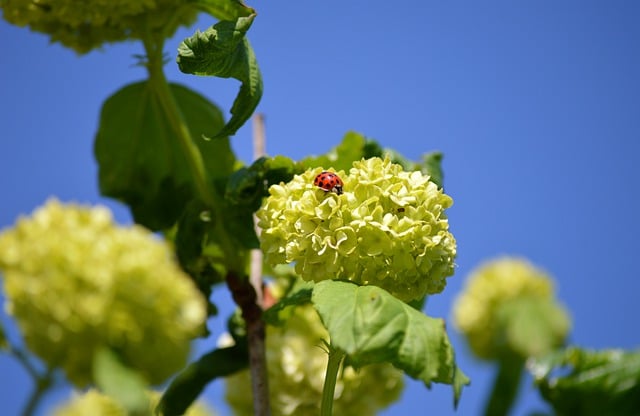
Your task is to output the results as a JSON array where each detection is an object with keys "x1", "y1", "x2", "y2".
[{"x1": 320, "y1": 345, "x2": 345, "y2": 416}]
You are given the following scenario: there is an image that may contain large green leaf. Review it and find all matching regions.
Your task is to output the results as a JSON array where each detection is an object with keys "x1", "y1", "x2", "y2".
[
  {"x1": 193, "y1": 0, "x2": 254, "y2": 21},
  {"x1": 529, "y1": 347, "x2": 640, "y2": 415},
  {"x1": 178, "y1": 14, "x2": 262, "y2": 138},
  {"x1": 311, "y1": 280, "x2": 469, "y2": 407},
  {"x1": 95, "y1": 81, "x2": 235, "y2": 230}
]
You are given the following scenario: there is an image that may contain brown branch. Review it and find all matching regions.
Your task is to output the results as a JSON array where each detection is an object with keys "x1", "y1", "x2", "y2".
[{"x1": 226, "y1": 271, "x2": 270, "y2": 416}]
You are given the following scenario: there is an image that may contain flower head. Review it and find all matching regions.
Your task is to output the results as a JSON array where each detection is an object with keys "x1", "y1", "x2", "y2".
[
  {"x1": 0, "y1": 199, "x2": 207, "y2": 386},
  {"x1": 452, "y1": 257, "x2": 571, "y2": 360},
  {"x1": 1, "y1": 0, "x2": 197, "y2": 53},
  {"x1": 53, "y1": 389, "x2": 215, "y2": 416},
  {"x1": 225, "y1": 304, "x2": 403, "y2": 415},
  {"x1": 257, "y1": 156, "x2": 456, "y2": 302}
]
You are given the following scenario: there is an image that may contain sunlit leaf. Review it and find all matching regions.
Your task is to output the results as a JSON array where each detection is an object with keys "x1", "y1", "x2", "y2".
[
  {"x1": 311, "y1": 280, "x2": 469, "y2": 407},
  {"x1": 529, "y1": 347, "x2": 640, "y2": 416},
  {"x1": 178, "y1": 15, "x2": 262, "y2": 138},
  {"x1": 193, "y1": 0, "x2": 254, "y2": 21},
  {"x1": 95, "y1": 82, "x2": 234, "y2": 230}
]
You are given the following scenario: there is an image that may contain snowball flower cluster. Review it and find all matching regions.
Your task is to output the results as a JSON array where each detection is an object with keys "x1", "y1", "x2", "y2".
[
  {"x1": 0, "y1": 199, "x2": 207, "y2": 386},
  {"x1": 53, "y1": 389, "x2": 215, "y2": 416},
  {"x1": 225, "y1": 304, "x2": 403, "y2": 415},
  {"x1": 1, "y1": 0, "x2": 197, "y2": 53},
  {"x1": 257, "y1": 157, "x2": 457, "y2": 302},
  {"x1": 453, "y1": 257, "x2": 571, "y2": 360}
]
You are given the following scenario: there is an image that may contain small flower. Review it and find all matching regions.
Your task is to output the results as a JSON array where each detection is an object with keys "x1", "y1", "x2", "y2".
[
  {"x1": 1, "y1": 0, "x2": 198, "y2": 53},
  {"x1": 452, "y1": 257, "x2": 571, "y2": 360},
  {"x1": 0, "y1": 199, "x2": 207, "y2": 386},
  {"x1": 225, "y1": 304, "x2": 403, "y2": 416},
  {"x1": 53, "y1": 389, "x2": 215, "y2": 416},
  {"x1": 256, "y1": 156, "x2": 457, "y2": 302}
]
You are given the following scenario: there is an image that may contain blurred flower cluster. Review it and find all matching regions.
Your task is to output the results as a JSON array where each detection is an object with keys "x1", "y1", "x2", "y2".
[
  {"x1": 453, "y1": 257, "x2": 571, "y2": 360},
  {"x1": 0, "y1": 199, "x2": 207, "y2": 386},
  {"x1": 0, "y1": 0, "x2": 197, "y2": 53},
  {"x1": 257, "y1": 157, "x2": 456, "y2": 302},
  {"x1": 53, "y1": 389, "x2": 214, "y2": 416},
  {"x1": 225, "y1": 302, "x2": 403, "y2": 415}
]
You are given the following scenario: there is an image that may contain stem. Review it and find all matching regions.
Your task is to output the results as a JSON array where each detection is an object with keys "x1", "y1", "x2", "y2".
[
  {"x1": 483, "y1": 353, "x2": 524, "y2": 416},
  {"x1": 21, "y1": 368, "x2": 54, "y2": 416},
  {"x1": 9, "y1": 345, "x2": 54, "y2": 416},
  {"x1": 141, "y1": 35, "x2": 242, "y2": 272},
  {"x1": 320, "y1": 345, "x2": 345, "y2": 416}
]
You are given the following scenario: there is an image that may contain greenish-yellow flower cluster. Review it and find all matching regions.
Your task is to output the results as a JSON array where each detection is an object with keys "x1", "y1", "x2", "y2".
[
  {"x1": 225, "y1": 304, "x2": 403, "y2": 415},
  {"x1": 1, "y1": 0, "x2": 197, "y2": 53},
  {"x1": 452, "y1": 257, "x2": 571, "y2": 360},
  {"x1": 53, "y1": 389, "x2": 215, "y2": 416},
  {"x1": 0, "y1": 199, "x2": 207, "y2": 386},
  {"x1": 257, "y1": 157, "x2": 456, "y2": 302}
]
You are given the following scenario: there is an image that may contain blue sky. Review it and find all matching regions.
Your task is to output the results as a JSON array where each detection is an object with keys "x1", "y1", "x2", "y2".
[{"x1": 1, "y1": 1, "x2": 639, "y2": 415}]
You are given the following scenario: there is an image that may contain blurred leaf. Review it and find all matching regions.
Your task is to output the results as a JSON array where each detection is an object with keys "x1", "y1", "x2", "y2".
[
  {"x1": 498, "y1": 297, "x2": 571, "y2": 359},
  {"x1": 178, "y1": 15, "x2": 262, "y2": 138},
  {"x1": 193, "y1": 0, "x2": 254, "y2": 21},
  {"x1": 420, "y1": 152, "x2": 444, "y2": 188},
  {"x1": 529, "y1": 347, "x2": 640, "y2": 416},
  {"x1": 311, "y1": 280, "x2": 469, "y2": 407},
  {"x1": 94, "y1": 348, "x2": 149, "y2": 414},
  {"x1": 157, "y1": 342, "x2": 248, "y2": 416},
  {"x1": 95, "y1": 82, "x2": 234, "y2": 230},
  {"x1": 263, "y1": 280, "x2": 314, "y2": 326}
]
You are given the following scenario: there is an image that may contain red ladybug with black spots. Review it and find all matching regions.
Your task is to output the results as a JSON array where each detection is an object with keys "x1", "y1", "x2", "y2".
[{"x1": 314, "y1": 171, "x2": 344, "y2": 195}]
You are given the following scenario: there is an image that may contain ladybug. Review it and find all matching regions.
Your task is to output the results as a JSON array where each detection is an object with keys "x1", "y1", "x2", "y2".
[{"x1": 314, "y1": 171, "x2": 344, "y2": 195}]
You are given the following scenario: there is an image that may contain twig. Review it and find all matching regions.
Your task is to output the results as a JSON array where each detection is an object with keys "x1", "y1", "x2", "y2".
[
  {"x1": 225, "y1": 272, "x2": 270, "y2": 416},
  {"x1": 251, "y1": 113, "x2": 266, "y2": 307}
]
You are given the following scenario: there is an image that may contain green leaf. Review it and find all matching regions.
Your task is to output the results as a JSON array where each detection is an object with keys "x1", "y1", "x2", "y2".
[
  {"x1": 226, "y1": 155, "x2": 302, "y2": 210},
  {"x1": 93, "y1": 347, "x2": 149, "y2": 414},
  {"x1": 95, "y1": 81, "x2": 235, "y2": 230},
  {"x1": 529, "y1": 347, "x2": 640, "y2": 416},
  {"x1": 311, "y1": 280, "x2": 469, "y2": 407},
  {"x1": 193, "y1": 0, "x2": 255, "y2": 21},
  {"x1": 178, "y1": 15, "x2": 263, "y2": 138},
  {"x1": 157, "y1": 342, "x2": 248, "y2": 415},
  {"x1": 263, "y1": 280, "x2": 314, "y2": 326},
  {"x1": 302, "y1": 131, "x2": 371, "y2": 172}
]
